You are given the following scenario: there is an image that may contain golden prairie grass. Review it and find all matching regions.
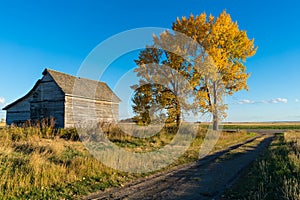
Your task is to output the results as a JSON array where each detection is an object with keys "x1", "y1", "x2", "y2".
[
  {"x1": 0, "y1": 123, "x2": 256, "y2": 199},
  {"x1": 283, "y1": 131, "x2": 300, "y2": 172},
  {"x1": 213, "y1": 130, "x2": 255, "y2": 151},
  {"x1": 284, "y1": 131, "x2": 300, "y2": 149},
  {"x1": 0, "y1": 126, "x2": 123, "y2": 199}
]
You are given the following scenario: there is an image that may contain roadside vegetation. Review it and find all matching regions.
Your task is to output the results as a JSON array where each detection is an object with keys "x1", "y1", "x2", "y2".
[
  {"x1": 0, "y1": 120, "x2": 256, "y2": 199},
  {"x1": 223, "y1": 131, "x2": 300, "y2": 199}
]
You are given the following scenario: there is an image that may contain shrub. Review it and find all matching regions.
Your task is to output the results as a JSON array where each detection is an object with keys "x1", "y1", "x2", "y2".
[{"x1": 58, "y1": 128, "x2": 80, "y2": 141}]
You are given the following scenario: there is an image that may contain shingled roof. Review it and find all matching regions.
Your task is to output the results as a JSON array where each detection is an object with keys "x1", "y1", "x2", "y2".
[
  {"x1": 3, "y1": 68, "x2": 120, "y2": 110},
  {"x1": 44, "y1": 69, "x2": 121, "y2": 102}
]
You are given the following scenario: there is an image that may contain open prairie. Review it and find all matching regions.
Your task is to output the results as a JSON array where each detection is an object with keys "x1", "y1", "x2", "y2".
[{"x1": 0, "y1": 123, "x2": 258, "y2": 199}]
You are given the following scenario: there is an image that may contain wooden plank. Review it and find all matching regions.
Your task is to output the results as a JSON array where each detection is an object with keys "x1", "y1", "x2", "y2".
[{"x1": 64, "y1": 96, "x2": 119, "y2": 128}]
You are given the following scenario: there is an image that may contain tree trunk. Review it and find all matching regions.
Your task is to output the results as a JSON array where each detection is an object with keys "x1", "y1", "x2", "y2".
[
  {"x1": 212, "y1": 82, "x2": 218, "y2": 131},
  {"x1": 213, "y1": 113, "x2": 218, "y2": 131}
]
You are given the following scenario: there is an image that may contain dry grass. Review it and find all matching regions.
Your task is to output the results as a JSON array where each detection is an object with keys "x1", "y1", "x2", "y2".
[
  {"x1": 284, "y1": 131, "x2": 300, "y2": 171},
  {"x1": 284, "y1": 131, "x2": 300, "y2": 149},
  {"x1": 213, "y1": 130, "x2": 256, "y2": 151},
  {"x1": 223, "y1": 131, "x2": 300, "y2": 200},
  {"x1": 0, "y1": 122, "x2": 256, "y2": 199},
  {"x1": 0, "y1": 125, "x2": 130, "y2": 199}
]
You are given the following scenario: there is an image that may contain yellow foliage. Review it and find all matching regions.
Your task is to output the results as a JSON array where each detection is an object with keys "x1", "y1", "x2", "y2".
[
  {"x1": 133, "y1": 11, "x2": 257, "y2": 129},
  {"x1": 173, "y1": 10, "x2": 257, "y2": 126}
]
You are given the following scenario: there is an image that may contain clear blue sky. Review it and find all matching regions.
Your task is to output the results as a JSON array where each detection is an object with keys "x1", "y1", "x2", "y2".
[{"x1": 0, "y1": 0, "x2": 299, "y2": 122}]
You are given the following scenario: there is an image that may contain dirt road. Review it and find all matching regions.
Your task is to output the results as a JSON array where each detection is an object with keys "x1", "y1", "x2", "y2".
[{"x1": 85, "y1": 132, "x2": 275, "y2": 200}]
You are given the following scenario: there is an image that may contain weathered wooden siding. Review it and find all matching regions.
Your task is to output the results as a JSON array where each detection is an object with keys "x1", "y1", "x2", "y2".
[
  {"x1": 6, "y1": 73, "x2": 65, "y2": 127},
  {"x1": 64, "y1": 95, "x2": 119, "y2": 128},
  {"x1": 30, "y1": 73, "x2": 65, "y2": 127},
  {"x1": 6, "y1": 97, "x2": 30, "y2": 125}
]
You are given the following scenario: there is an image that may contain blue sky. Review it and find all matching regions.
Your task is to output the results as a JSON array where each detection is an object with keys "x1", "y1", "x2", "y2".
[{"x1": 0, "y1": 0, "x2": 299, "y2": 122}]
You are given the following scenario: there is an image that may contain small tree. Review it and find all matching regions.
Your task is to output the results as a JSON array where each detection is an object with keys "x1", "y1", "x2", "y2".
[
  {"x1": 132, "y1": 45, "x2": 190, "y2": 127},
  {"x1": 132, "y1": 83, "x2": 181, "y2": 126},
  {"x1": 132, "y1": 84, "x2": 153, "y2": 125}
]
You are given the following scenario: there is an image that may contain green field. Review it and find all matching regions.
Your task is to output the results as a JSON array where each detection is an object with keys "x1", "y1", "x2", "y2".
[
  {"x1": 190, "y1": 121, "x2": 300, "y2": 130},
  {"x1": 222, "y1": 123, "x2": 300, "y2": 130},
  {"x1": 198, "y1": 122, "x2": 300, "y2": 130}
]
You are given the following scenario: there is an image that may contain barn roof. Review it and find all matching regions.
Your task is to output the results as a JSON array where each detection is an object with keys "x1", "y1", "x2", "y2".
[
  {"x1": 3, "y1": 68, "x2": 120, "y2": 110},
  {"x1": 44, "y1": 69, "x2": 121, "y2": 102}
]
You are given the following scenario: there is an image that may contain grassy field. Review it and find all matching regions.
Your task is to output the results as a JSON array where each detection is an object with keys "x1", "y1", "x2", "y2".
[
  {"x1": 222, "y1": 123, "x2": 300, "y2": 130},
  {"x1": 223, "y1": 131, "x2": 300, "y2": 199},
  {"x1": 194, "y1": 121, "x2": 300, "y2": 130},
  {"x1": 0, "y1": 123, "x2": 256, "y2": 199}
]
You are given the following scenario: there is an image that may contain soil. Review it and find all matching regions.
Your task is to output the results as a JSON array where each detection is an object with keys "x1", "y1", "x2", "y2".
[{"x1": 84, "y1": 132, "x2": 276, "y2": 200}]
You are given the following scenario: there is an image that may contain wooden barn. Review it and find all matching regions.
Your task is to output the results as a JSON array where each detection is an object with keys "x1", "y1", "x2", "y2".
[{"x1": 2, "y1": 69, "x2": 120, "y2": 128}]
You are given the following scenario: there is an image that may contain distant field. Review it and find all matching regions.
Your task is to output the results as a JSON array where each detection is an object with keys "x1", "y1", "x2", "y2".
[
  {"x1": 222, "y1": 122, "x2": 300, "y2": 130},
  {"x1": 194, "y1": 121, "x2": 300, "y2": 130},
  {"x1": 224, "y1": 121, "x2": 300, "y2": 125},
  {"x1": 0, "y1": 122, "x2": 5, "y2": 127}
]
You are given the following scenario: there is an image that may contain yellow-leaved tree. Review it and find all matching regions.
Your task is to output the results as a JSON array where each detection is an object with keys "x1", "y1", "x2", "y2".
[{"x1": 132, "y1": 11, "x2": 257, "y2": 130}]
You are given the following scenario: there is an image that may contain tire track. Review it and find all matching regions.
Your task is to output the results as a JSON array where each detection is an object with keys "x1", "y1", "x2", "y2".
[{"x1": 84, "y1": 132, "x2": 275, "y2": 200}]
